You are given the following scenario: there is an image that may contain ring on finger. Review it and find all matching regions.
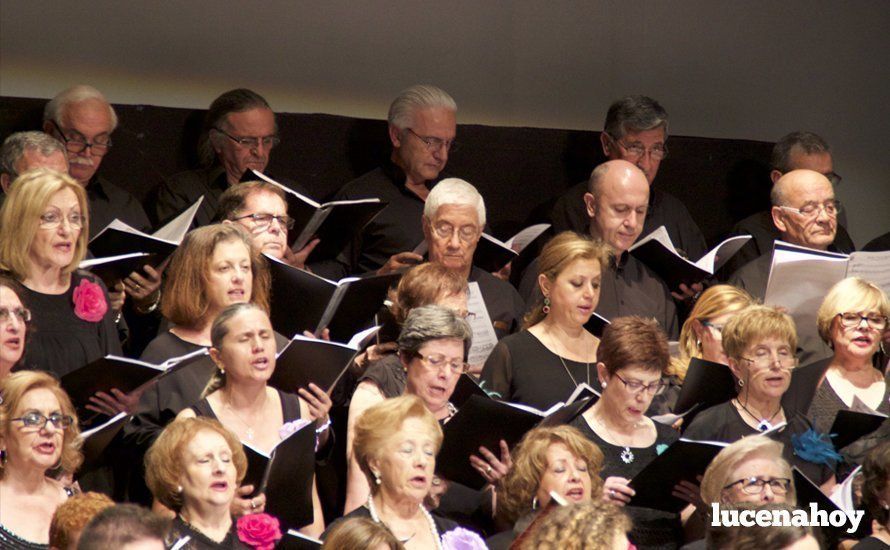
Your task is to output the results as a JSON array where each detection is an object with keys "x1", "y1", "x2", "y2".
[
  {"x1": 250, "y1": 499, "x2": 257, "y2": 509},
  {"x1": 486, "y1": 465, "x2": 493, "y2": 474},
  {"x1": 609, "y1": 489, "x2": 616, "y2": 497}
]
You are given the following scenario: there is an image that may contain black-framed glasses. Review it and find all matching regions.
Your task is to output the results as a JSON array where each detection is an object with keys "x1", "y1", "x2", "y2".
[
  {"x1": 414, "y1": 351, "x2": 469, "y2": 374},
  {"x1": 50, "y1": 120, "x2": 112, "y2": 156},
  {"x1": 213, "y1": 127, "x2": 280, "y2": 150},
  {"x1": 837, "y1": 312, "x2": 888, "y2": 330},
  {"x1": 0, "y1": 306, "x2": 32, "y2": 323},
  {"x1": 406, "y1": 128, "x2": 457, "y2": 153},
  {"x1": 12, "y1": 412, "x2": 74, "y2": 431},
  {"x1": 778, "y1": 199, "x2": 842, "y2": 219},
  {"x1": 723, "y1": 476, "x2": 791, "y2": 495},
  {"x1": 613, "y1": 373, "x2": 668, "y2": 395},
  {"x1": 232, "y1": 213, "x2": 294, "y2": 232},
  {"x1": 604, "y1": 132, "x2": 667, "y2": 161}
]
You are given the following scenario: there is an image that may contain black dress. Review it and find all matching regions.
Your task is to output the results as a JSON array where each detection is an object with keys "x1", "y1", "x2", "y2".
[
  {"x1": 683, "y1": 402, "x2": 835, "y2": 485},
  {"x1": 17, "y1": 270, "x2": 121, "y2": 378},
  {"x1": 190, "y1": 388, "x2": 302, "y2": 424},
  {"x1": 165, "y1": 516, "x2": 248, "y2": 549},
  {"x1": 481, "y1": 331, "x2": 595, "y2": 411},
  {"x1": 357, "y1": 354, "x2": 405, "y2": 398},
  {"x1": 571, "y1": 415, "x2": 683, "y2": 550}
]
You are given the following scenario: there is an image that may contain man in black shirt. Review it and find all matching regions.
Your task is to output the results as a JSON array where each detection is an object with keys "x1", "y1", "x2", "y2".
[
  {"x1": 723, "y1": 131, "x2": 855, "y2": 276},
  {"x1": 521, "y1": 160, "x2": 679, "y2": 338},
  {"x1": 549, "y1": 95, "x2": 707, "y2": 301},
  {"x1": 331, "y1": 84, "x2": 457, "y2": 277}
]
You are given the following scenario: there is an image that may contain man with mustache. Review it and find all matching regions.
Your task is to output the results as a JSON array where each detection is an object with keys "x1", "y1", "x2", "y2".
[{"x1": 43, "y1": 85, "x2": 151, "y2": 238}]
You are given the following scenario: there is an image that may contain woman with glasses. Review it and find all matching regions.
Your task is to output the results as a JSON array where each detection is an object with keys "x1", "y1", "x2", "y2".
[
  {"x1": 0, "y1": 371, "x2": 82, "y2": 549},
  {"x1": 570, "y1": 316, "x2": 683, "y2": 549},
  {"x1": 683, "y1": 305, "x2": 836, "y2": 491},
  {"x1": 0, "y1": 276, "x2": 31, "y2": 379},
  {"x1": 786, "y1": 277, "x2": 890, "y2": 473},
  {"x1": 701, "y1": 437, "x2": 796, "y2": 507},
  {"x1": 346, "y1": 305, "x2": 473, "y2": 512},
  {"x1": 0, "y1": 169, "x2": 127, "y2": 414},
  {"x1": 482, "y1": 232, "x2": 611, "y2": 411}
]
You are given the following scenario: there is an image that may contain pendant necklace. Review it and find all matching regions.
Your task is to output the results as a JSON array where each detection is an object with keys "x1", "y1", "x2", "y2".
[
  {"x1": 223, "y1": 392, "x2": 267, "y2": 441},
  {"x1": 555, "y1": 332, "x2": 591, "y2": 389},
  {"x1": 734, "y1": 398, "x2": 782, "y2": 432},
  {"x1": 594, "y1": 411, "x2": 639, "y2": 464}
]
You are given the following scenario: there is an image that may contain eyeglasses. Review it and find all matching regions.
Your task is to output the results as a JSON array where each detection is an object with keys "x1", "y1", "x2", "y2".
[
  {"x1": 613, "y1": 373, "x2": 668, "y2": 395},
  {"x1": 700, "y1": 320, "x2": 725, "y2": 337},
  {"x1": 415, "y1": 351, "x2": 469, "y2": 374},
  {"x1": 232, "y1": 213, "x2": 294, "y2": 232},
  {"x1": 605, "y1": 132, "x2": 668, "y2": 161},
  {"x1": 213, "y1": 127, "x2": 281, "y2": 150},
  {"x1": 0, "y1": 307, "x2": 31, "y2": 323},
  {"x1": 740, "y1": 350, "x2": 797, "y2": 369},
  {"x1": 406, "y1": 128, "x2": 457, "y2": 153},
  {"x1": 778, "y1": 199, "x2": 842, "y2": 219},
  {"x1": 11, "y1": 412, "x2": 74, "y2": 431},
  {"x1": 723, "y1": 476, "x2": 791, "y2": 495},
  {"x1": 39, "y1": 211, "x2": 84, "y2": 230},
  {"x1": 50, "y1": 120, "x2": 112, "y2": 156},
  {"x1": 432, "y1": 222, "x2": 479, "y2": 243},
  {"x1": 837, "y1": 312, "x2": 888, "y2": 330}
]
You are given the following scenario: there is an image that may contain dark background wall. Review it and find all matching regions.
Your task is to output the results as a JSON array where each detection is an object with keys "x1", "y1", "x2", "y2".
[{"x1": 1, "y1": 1, "x2": 888, "y2": 243}]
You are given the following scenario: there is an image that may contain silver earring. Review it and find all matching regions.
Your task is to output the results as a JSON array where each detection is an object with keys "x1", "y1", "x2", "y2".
[
  {"x1": 696, "y1": 339, "x2": 702, "y2": 349},
  {"x1": 532, "y1": 496, "x2": 539, "y2": 510},
  {"x1": 738, "y1": 379, "x2": 744, "y2": 388},
  {"x1": 177, "y1": 485, "x2": 183, "y2": 493},
  {"x1": 373, "y1": 472, "x2": 381, "y2": 485}
]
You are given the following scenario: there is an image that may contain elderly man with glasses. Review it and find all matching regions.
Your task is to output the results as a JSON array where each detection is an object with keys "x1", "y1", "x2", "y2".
[
  {"x1": 723, "y1": 131, "x2": 856, "y2": 276},
  {"x1": 550, "y1": 96, "x2": 708, "y2": 296},
  {"x1": 154, "y1": 88, "x2": 297, "y2": 229},
  {"x1": 43, "y1": 85, "x2": 152, "y2": 238},
  {"x1": 328, "y1": 84, "x2": 459, "y2": 278}
]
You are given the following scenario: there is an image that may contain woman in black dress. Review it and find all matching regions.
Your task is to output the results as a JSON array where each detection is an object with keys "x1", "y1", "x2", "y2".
[
  {"x1": 571, "y1": 316, "x2": 684, "y2": 549},
  {"x1": 146, "y1": 417, "x2": 249, "y2": 549},
  {"x1": 684, "y1": 305, "x2": 836, "y2": 491},
  {"x1": 0, "y1": 169, "x2": 126, "y2": 414},
  {"x1": 482, "y1": 232, "x2": 610, "y2": 411},
  {"x1": 177, "y1": 303, "x2": 330, "y2": 537}
]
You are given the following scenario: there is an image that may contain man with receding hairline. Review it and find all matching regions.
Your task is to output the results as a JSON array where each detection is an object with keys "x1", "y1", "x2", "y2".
[
  {"x1": 0, "y1": 131, "x2": 69, "y2": 208},
  {"x1": 521, "y1": 160, "x2": 679, "y2": 339},
  {"x1": 729, "y1": 169, "x2": 840, "y2": 301}
]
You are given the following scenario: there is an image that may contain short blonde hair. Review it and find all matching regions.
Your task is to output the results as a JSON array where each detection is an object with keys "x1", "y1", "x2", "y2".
[
  {"x1": 670, "y1": 285, "x2": 755, "y2": 380},
  {"x1": 498, "y1": 425, "x2": 604, "y2": 523},
  {"x1": 722, "y1": 305, "x2": 797, "y2": 362},
  {"x1": 0, "y1": 168, "x2": 88, "y2": 279},
  {"x1": 527, "y1": 500, "x2": 631, "y2": 549},
  {"x1": 49, "y1": 491, "x2": 115, "y2": 549},
  {"x1": 144, "y1": 418, "x2": 247, "y2": 511},
  {"x1": 322, "y1": 517, "x2": 404, "y2": 549},
  {"x1": 816, "y1": 277, "x2": 890, "y2": 344},
  {"x1": 525, "y1": 231, "x2": 612, "y2": 328},
  {"x1": 161, "y1": 224, "x2": 270, "y2": 328},
  {"x1": 0, "y1": 370, "x2": 83, "y2": 477},
  {"x1": 352, "y1": 395, "x2": 442, "y2": 495},
  {"x1": 700, "y1": 436, "x2": 795, "y2": 505}
]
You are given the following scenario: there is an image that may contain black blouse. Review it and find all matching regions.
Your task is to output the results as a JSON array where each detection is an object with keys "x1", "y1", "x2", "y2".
[{"x1": 165, "y1": 516, "x2": 248, "y2": 549}]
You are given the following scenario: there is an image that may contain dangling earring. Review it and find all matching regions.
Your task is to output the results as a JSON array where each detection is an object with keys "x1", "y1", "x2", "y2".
[
  {"x1": 738, "y1": 379, "x2": 744, "y2": 388},
  {"x1": 373, "y1": 472, "x2": 382, "y2": 485},
  {"x1": 220, "y1": 368, "x2": 226, "y2": 375},
  {"x1": 532, "y1": 496, "x2": 539, "y2": 510},
  {"x1": 542, "y1": 297, "x2": 551, "y2": 315},
  {"x1": 696, "y1": 339, "x2": 702, "y2": 350}
]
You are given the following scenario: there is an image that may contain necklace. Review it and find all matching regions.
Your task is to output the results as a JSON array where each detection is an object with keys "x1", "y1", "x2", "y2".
[
  {"x1": 734, "y1": 398, "x2": 782, "y2": 432},
  {"x1": 593, "y1": 410, "x2": 642, "y2": 464},
  {"x1": 222, "y1": 391, "x2": 267, "y2": 441},
  {"x1": 558, "y1": 356, "x2": 591, "y2": 389},
  {"x1": 367, "y1": 496, "x2": 442, "y2": 550}
]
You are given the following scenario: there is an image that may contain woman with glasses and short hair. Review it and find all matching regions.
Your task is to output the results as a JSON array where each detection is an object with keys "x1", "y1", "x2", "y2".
[
  {"x1": 701, "y1": 436, "x2": 796, "y2": 507},
  {"x1": 786, "y1": 278, "x2": 890, "y2": 474},
  {"x1": 0, "y1": 169, "x2": 122, "y2": 383},
  {"x1": 570, "y1": 316, "x2": 683, "y2": 549},
  {"x1": 0, "y1": 371, "x2": 82, "y2": 548},
  {"x1": 683, "y1": 305, "x2": 836, "y2": 492},
  {"x1": 0, "y1": 276, "x2": 31, "y2": 379}
]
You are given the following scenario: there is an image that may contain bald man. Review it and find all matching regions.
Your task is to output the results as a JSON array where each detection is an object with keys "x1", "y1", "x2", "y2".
[
  {"x1": 520, "y1": 160, "x2": 678, "y2": 338},
  {"x1": 729, "y1": 169, "x2": 840, "y2": 300}
]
